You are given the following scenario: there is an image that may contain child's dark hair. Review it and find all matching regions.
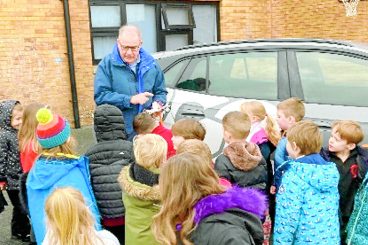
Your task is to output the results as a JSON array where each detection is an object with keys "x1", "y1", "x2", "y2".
[{"x1": 133, "y1": 112, "x2": 156, "y2": 134}]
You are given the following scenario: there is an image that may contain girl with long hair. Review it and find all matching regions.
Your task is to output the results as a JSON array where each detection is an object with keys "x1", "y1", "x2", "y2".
[
  {"x1": 240, "y1": 101, "x2": 280, "y2": 245},
  {"x1": 18, "y1": 103, "x2": 45, "y2": 173},
  {"x1": 43, "y1": 187, "x2": 119, "y2": 245},
  {"x1": 26, "y1": 108, "x2": 101, "y2": 244},
  {"x1": 152, "y1": 152, "x2": 266, "y2": 245}
]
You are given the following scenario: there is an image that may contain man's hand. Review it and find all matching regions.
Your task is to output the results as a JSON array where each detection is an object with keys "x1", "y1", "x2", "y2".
[{"x1": 130, "y1": 92, "x2": 153, "y2": 105}]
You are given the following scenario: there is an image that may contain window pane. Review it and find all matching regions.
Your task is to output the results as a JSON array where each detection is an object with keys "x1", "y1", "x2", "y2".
[
  {"x1": 296, "y1": 52, "x2": 368, "y2": 106},
  {"x1": 165, "y1": 34, "x2": 188, "y2": 51},
  {"x1": 176, "y1": 57, "x2": 207, "y2": 92},
  {"x1": 163, "y1": 59, "x2": 189, "y2": 88},
  {"x1": 93, "y1": 36, "x2": 116, "y2": 60},
  {"x1": 90, "y1": 6, "x2": 121, "y2": 28},
  {"x1": 192, "y1": 5, "x2": 217, "y2": 44},
  {"x1": 166, "y1": 7, "x2": 190, "y2": 25},
  {"x1": 126, "y1": 4, "x2": 157, "y2": 53},
  {"x1": 208, "y1": 52, "x2": 278, "y2": 99}
]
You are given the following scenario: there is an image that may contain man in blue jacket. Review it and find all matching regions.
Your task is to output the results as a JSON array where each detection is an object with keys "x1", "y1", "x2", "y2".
[{"x1": 94, "y1": 25, "x2": 167, "y2": 140}]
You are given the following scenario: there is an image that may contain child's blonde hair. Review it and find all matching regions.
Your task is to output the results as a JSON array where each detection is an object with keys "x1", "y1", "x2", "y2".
[
  {"x1": 240, "y1": 101, "x2": 281, "y2": 146},
  {"x1": 332, "y1": 120, "x2": 364, "y2": 145},
  {"x1": 176, "y1": 139, "x2": 212, "y2": 164},
  {"x1": 287, "y1": 120, "x2": 322, "y2": 155},
  {"x1": 133, "y1": 134, "x2": 167, "y2": 169},
  {"x1": 133, "y1": 112, "x2": 157, "y2": 134},
  {"x1": 41, "y1": 137, "x2": 76, "y2": 157},
  {"x1": 152, "y1": 153, "x2": 225, "y2": 245},
  {"x1": 222, "y1": 111, "x2": 251, "y2": 140},
  {"x1": 171, "y1": 118, "x2": 206, "y2": 140},
  {"x1": 18, "y1": 103, "x2": 45, "y2": 152},
  {"x1": 277, "y1": 97, "x2": 305, "y2": 122},
  {"x1": 44, "y1": 187, "x2": 103, "y2": 245}
]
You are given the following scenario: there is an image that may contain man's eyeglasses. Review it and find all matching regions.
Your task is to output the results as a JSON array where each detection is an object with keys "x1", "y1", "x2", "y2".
[{"x1": 119, "y1": 43, "x2": 141, "y2": 53}]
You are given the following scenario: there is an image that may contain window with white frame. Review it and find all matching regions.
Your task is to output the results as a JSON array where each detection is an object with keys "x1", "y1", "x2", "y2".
[{"x1": 89, "y1": 1, "x2": 219, "y2": 64}]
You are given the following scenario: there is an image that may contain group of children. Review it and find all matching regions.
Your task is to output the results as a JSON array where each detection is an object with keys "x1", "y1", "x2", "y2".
[{"x1": 0, "y1": 97, "x2": 367, "y2": 245}]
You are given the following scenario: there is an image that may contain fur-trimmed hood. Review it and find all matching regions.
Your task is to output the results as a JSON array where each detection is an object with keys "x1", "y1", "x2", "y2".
[
  {"x1": 194, "y1": 187, "x2": 267, "y2": 224},
  {"x1": 118, "y1": 165, "x2": 160, "y2": 201},
  {"x1": 224, "y1": 142, "x2": 263, "y2": 171}
]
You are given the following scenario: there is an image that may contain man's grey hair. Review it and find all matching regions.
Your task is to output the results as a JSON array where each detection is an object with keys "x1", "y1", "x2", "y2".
[{"x1": 118, "y1": 25, "x2": 142, "y2": 40}]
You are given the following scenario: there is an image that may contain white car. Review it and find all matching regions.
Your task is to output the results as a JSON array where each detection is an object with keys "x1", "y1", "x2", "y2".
[{"x1": 153, "y1": 39, "x2": 368, "y2": 156}]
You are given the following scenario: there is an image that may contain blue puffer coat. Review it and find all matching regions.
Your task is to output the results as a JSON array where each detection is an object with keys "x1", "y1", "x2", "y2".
[
  {"x1": 27, "y1": 155, "x2": 101, "y2": 245},
  {"x1": 94, "y1": 44, "x2": 167, "y2": 137},
  {"x1": 273, "y1": 154, "x2": 340, "y2": 245}
]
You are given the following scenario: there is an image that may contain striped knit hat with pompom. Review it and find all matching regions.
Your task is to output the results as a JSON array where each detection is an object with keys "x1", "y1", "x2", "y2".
[{"x1": 36, "y1": 108, "x2": 71, "y2": 149}]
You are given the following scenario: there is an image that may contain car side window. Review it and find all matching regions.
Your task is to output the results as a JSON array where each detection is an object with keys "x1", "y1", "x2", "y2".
[
  {"x1": 176, "y1": 56, "x2": 207, "y2": 92},
  {"x1": 296, "y1": 52, "x2": 368, "y2": 107},
  {"x1": 163, "y1": 59, "x2": 190, "y2": 88},
  {"x1": 207, "y1": 52, "x2": 278, "y2": 99}
]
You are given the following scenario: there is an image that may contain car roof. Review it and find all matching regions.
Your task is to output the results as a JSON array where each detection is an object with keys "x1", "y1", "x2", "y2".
[{"x1": 152, "y1": 38, "x2": 368, "y2": 59}]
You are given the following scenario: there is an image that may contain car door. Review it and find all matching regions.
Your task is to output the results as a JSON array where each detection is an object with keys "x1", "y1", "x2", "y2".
[
  {"x1": 287, "y1": 49, "x2": 368, "y2": 145},
  {"x1": 161, "y1": 49, "x2": 288, "y2": 156}
]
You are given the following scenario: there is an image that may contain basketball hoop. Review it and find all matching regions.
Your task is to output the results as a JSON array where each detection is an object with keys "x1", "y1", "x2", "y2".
[{"x1": 341, "y1": 0, "x2": 360, "y2": 16}]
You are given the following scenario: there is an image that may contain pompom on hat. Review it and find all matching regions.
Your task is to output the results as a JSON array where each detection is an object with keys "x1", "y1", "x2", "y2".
[{"x1": 36, "y1": 108, "x2": 71, "y2": 149}]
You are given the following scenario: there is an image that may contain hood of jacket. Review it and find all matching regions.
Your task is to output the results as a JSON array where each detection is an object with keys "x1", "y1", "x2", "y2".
[
  {"x1": 27, "y1": 156, "x2": 89, "y2": 190},
  {"x1": 118, "y1": 165, "x2": 160, "y2": 201},
  {"x1": 224, "y1": 142, "x2": 263, "y2": 171},
  {"x1": 287, "y1": 154, "x2": 339, "y2": 192},
  {"x1": 194, "y1": 187, "x2": 267, "y2": 224},
  {"x1": 94, "y1": 104, "x2": 127, "y2": 142},
  {"x1": 0, "y1": 100, "x2": 19, "y2": 131}
]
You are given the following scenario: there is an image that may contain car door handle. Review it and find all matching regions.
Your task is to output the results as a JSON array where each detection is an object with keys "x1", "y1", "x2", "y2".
[
  {"x1": 313, "y1": 120, "x2": 331, "y2": 129},
  {"x1": 175, "y1": 102, "x2": 205, "y2": 121}
]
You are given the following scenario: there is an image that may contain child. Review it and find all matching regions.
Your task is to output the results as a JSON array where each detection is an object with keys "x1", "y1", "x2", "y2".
[
  {"x1": 85, "y1": 104, "x2": 134, "y2": 245},
  {"x1": 176, "y1": 139, "x2": 231, "y2": 187},
  {"x1": 18, "y1": 103, "x2": 45, "y2": 173},
  {"x1": 241, "y1": 100, "x2": 281, "y2": 196},
  {"x1": 273, "y1": 120, "x2": 340, "y2": 245},
  {"x1": 133, "y1": 112, "x2": 175, "y2": 158},
  {"x1": 26, "y1": 108, "x2": 101, "y2": 244},
  {"x1": 214, "y1": 111, "x2": 269, "y2": 244},
  {"x1": 171, "y1": 118, "x2": 206, "y2": 149},
  {"x1": 346, "y1": 173, "x2": 368, "y2": 244},
  {"x1": 320, "y1": 120, "x2": 368, "y2": 243},
  {"x1": 274, "y1": 97, "x2": 305, "y2": 170},
  {"x1": 43, "y1": 187, "x2": 119, "y2": 245},
  {"x1": 0, "y1": 100, "x2": 31, "y2": 241},
  {"x1": 118, "y1": 134, "x2": 167, "y2": 245},
  {"x1": 215, "y1": 111, "x2": 267, "y2": 189},
  {"x1": 152, "y1": 152, "x2": 266, "y2": 245}
]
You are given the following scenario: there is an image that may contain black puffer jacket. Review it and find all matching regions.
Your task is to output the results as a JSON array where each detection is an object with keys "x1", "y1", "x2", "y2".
[
  {"x1": 85, "y1": 104, "x2": 133, "y2": 219},
  {"x1": 0, "y1": 100, "x2": 22, "y2": 190}
]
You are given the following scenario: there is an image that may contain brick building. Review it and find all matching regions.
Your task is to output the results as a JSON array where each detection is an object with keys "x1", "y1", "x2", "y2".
[{"x1": 0, "y1": 0, "x2": 367, "y2": 127}]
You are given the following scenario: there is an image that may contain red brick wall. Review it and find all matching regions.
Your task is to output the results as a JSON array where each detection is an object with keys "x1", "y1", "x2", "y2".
[
  {"x1": 0, "y1": 0, "x2": 94, "y2": 126},
  {"x1": 220, "y1": 0, "x2": 272, "y2": 40},
  {"x1": 220, "y1": 0, "x2": 368, "y2": 43},
  {"x1": 270, "y1": 0, "x2": 368, "y2": 42}
]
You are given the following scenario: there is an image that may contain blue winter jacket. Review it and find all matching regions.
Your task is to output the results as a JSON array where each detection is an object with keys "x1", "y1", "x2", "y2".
[
  {"x1": 94, "y1": 44, "x2": 167, "y2": 137},
  {"x1": 274, "y1": 137, "x2": 288, "y2": 171},
  {"x1": 26, "y1": 156, "x2": 101, "y2": 245},
  {"x1": 274, "y1": 154, "x2": 340, "y2": 245}
]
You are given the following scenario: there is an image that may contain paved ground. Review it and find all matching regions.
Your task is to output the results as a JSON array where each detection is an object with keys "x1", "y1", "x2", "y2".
[{"x1": 0, "y1": 126, "x2": 96, "y2": 245}]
